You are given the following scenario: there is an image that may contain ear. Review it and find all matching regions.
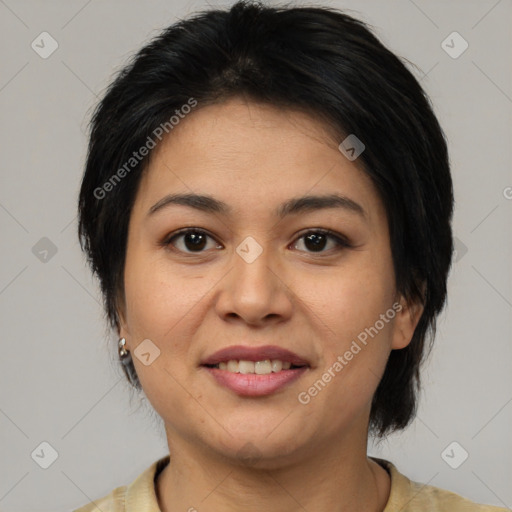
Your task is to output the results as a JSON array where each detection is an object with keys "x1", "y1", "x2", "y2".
[
  {"x1": 391, "y1": 290, "x2": 424, "y2": 350},
  {"x1": 116, "y1": 296, "x2": 131, "y2": 348}
]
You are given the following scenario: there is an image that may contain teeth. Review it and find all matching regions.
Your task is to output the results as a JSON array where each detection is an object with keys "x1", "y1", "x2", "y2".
[
  {"x1": 239, "y1": 360, "x2": 255, "y2": 374},
  {"x1": 227, "y1": 360, "x2": 239, "y2": 372},
  {"x1": 271, "y1": 360, "x2": 282, "y2": 372},
  {"x1": 213, "y1": 359, "x2": 299, "y2": 374},
  {"x1": 255, "y1": 360, "x2": 272, "y2": 374}
]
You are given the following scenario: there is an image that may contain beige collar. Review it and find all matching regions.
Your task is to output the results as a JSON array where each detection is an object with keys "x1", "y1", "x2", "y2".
[{"x1": 122, "y1": 455, "x2": 414, "y2": 511}]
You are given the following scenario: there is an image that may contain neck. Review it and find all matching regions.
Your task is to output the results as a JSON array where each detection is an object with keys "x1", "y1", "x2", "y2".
[{"x1": 155, "y1": 430, "x2": 390, "y2": 512}]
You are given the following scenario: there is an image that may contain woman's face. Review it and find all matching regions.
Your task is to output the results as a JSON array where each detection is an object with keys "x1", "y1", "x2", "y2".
[{"x1": 119, "y1": 97, "x2": 419, "y2": 466}]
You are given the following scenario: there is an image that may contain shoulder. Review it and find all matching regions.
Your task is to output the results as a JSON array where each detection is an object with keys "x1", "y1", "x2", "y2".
[
  {"x1": 72, "y1": 455, "x2": 170, "y2": 512},
  {"x1": 399, "y1": 479, "x2": 509, "y2": 512},
  {"x1": 373, "y1": 457, "x2": 509, "y2": 512},
  {"x1": 73, "y1": 485, "x2": 127, "y2": 512}
]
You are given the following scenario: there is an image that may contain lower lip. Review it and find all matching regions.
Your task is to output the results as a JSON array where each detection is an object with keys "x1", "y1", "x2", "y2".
[{"x1": 202, "y1": 366, "x2": 308, "y2": 397}]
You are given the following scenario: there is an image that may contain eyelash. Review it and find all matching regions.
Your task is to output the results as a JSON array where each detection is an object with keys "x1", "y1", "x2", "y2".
[{"x1": 161, "y1": 227, "x2": 352, "y2": 256}]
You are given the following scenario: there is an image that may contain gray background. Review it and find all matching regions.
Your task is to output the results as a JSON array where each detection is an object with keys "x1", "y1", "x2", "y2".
[{"x1": 0, "y1": 0, "x2": 511, "y2": 510}]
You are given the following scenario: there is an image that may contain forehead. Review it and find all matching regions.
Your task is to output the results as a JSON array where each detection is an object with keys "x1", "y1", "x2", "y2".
[
  {"x1": 134, "y1": 98, "x2": 383, "y2": 224},
  {"x1": 153, "y1": 99, "x2": 340, "y2": 164}
]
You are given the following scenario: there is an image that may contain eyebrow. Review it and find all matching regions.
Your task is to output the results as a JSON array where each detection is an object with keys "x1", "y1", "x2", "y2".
[{"x1": 147, "y1": 192, "x2": 367, "y2": 220}]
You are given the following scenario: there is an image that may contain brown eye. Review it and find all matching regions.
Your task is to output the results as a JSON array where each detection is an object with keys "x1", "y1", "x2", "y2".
[
  {"x1": 165, "y1": 229, "x2": 221, "y2": 253},
  {"x1": 293, "y1": 230, "x2": 351, "y2": 254}
]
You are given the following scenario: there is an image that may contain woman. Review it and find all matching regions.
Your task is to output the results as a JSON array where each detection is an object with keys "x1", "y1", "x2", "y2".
[{"x1": 75, "y1": 1, "x2": 506, "y2": 510}]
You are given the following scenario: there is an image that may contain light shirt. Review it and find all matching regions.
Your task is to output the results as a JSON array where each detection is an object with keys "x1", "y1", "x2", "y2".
[{"x1": 73, "y1": 455, "x2": 508, "y2": 511}]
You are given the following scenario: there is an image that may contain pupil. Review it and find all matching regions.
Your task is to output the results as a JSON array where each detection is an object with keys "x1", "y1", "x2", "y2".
[
  {"x1": 185, "y1": 232, "x2": 206, "y2": 251},
  {"x1": 305, "y1": 233, "x2": 326, "y2": 251}
]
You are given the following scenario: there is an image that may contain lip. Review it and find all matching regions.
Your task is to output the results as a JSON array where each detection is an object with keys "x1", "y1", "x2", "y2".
[
  {"x1": 201, "y1": 345, "x2": 310, "y2": 366},
  {"x1": 203, "y1": 366, "x2": 308, "y2": 397}
]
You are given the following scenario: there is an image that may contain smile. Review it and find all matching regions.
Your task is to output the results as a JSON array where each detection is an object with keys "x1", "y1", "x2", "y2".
[
  {"x1": 200, "y1": 344, "x2": 310, "y2": 396},
  {"x1": 205, "y1": 359, "x2": 305, "y2": 374}
]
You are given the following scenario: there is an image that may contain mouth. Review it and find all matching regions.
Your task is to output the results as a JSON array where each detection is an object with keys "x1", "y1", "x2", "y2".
[
  {"x1": 200, "y1": 345, "x2": 310, "y2": 396},
  {"x1": 202, "y1": 360, "x2": 307, "y2": 374},
  {"x1": 201, "y1": 344, "x2": 310, "y2": 371}
]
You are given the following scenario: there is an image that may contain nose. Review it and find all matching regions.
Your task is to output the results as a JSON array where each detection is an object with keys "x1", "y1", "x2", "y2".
[{"x1": 214, "y1": 242, "x2": 294, "y2": 327}]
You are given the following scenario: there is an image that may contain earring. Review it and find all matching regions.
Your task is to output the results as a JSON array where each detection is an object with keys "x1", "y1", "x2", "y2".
[{"x1": 118, "y1": 337, "x2": 129, "y2": 358}]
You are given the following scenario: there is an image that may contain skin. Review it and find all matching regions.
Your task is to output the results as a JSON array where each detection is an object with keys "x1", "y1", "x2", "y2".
[{"x1": 118, "y1": 96, "x2": 423, "y2": 512}]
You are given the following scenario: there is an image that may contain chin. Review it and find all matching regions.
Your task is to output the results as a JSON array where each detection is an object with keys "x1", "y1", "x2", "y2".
[{"x1": 208, "y1": 428, "x2": 312, "y2": 470}]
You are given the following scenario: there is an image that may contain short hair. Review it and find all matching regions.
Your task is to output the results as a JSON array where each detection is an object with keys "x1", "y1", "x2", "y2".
[{"x1": 78, "y1": 0, "x2": 454, "y2": 438}]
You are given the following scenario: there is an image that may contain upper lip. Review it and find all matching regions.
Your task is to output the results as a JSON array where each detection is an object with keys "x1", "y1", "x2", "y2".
[{"x1": 201, "y1": 345, "x2": 310, "y2": 366}]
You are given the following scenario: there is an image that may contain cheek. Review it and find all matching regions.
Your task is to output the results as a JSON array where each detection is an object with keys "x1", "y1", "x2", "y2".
[
  {"x1": 122, "y1": 263, "x2": 199, "y2": 405},
  {"x1": 293, "y1": 256, "x2": 396, "y2": 416},
  {"x1": 123, "y1": 257, "x2": 220, "y2": 395},
  {"x1": 296, "y1": 272, "x2": 395, "y2": 428},
  {"x1": 124, "y1": 254, "x2": 209, "y2": 337},
  {"x1": 295, "y1": 258, "x2": 395, "y2": 344}
]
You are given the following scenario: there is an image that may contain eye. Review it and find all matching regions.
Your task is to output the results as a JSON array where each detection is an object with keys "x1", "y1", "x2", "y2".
[
  {"x1": 292, "y1": 229, "x2": 351, "y2": 254},
  {"x1": 162, "y1": 228, "x2": 351, "y2": 255},
  {"x1": 163, "y1": 228, "x2": 222, "y2": 254}
]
